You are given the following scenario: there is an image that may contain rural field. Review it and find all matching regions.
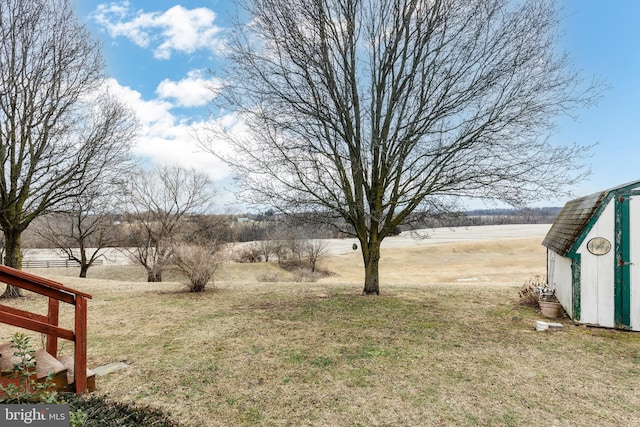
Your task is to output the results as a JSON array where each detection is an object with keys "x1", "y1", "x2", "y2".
[{"x1": 1, "y1": 225, "x2": 640, "y2": 426}]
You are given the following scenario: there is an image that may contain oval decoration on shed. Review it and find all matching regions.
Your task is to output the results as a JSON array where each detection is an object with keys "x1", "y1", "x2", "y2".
[{"x1": 587, "y1": 237, "x2": 611, "y2": 255}]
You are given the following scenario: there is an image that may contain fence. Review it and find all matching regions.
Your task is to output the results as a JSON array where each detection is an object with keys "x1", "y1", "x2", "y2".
[{"x1": 23, "y1": 259, "x2": 104, "y2": 268}]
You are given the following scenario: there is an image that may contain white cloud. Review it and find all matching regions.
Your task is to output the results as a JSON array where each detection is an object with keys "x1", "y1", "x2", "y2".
[
  {"x1": 156, "y1": 70, "x2": 223, "y2": 108},
  {"x1": 93, "y1": 2, "x2": 225, "y2": 59},
  {"x1": 103, "y1": 78, "x2": 232, "y2": 182}
]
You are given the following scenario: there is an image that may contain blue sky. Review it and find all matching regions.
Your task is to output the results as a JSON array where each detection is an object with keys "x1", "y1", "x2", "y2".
[
  {"x1": 75, "y1": 0, "x2": 640, "y2": 210},
  {"x1": 555, "y1": 0, "x2": 640, "y2": 202}
]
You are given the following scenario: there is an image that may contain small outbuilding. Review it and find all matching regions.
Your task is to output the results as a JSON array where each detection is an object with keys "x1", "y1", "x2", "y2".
[{"x1": 542, "y1": 180, "x2": 640, "y2": 331}]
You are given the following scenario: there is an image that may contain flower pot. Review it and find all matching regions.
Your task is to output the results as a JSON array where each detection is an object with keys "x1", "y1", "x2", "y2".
[{"x1": 539, "y1": 301, "x2": 563, "y2": 318}]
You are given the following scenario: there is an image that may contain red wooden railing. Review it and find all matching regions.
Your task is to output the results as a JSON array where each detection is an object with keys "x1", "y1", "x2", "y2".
[{"x1": 0, "y1": 265, "x2": 92, "y2": 393}]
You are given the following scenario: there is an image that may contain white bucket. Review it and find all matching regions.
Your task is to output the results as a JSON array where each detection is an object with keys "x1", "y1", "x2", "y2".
[{"x1": 536, "y1": 321, "x2": 549, "y2": 331}]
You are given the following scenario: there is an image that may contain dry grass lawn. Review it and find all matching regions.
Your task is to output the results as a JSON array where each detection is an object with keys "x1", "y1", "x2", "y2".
[{"x1": 1, "y1": 236, "x2": 639, "y2": 426}]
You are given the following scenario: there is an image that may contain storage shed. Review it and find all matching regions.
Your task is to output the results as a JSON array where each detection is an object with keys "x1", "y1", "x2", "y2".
[{"x1": 542, "y1": 180, "x2": 640, "y2": 331}]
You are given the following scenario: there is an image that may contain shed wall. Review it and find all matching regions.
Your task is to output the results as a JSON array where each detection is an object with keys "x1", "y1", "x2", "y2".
[
  {"x1": 575, "y1": 200, "x2": 615, "y2": 327},
  {"x1": 548, "y1": 250, "x2": 572, "y2": 318}
]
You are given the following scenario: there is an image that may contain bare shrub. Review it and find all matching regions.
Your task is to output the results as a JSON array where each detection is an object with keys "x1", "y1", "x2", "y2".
[
  {"x1": 292, "y1": 268, "x2": 322, "y2": 283},
  {"x1": 172, "y1": 241, "x2": 221, "y2": 292},
  {"x1": 256, "y1": 271, "x2": 282, "y2": 282},
  {"x1": 235, "y1": 244, "x2": 262, "y2": 263},
  {"x1": 518, "y1": 275, "x2": 546, "y2": 307}
]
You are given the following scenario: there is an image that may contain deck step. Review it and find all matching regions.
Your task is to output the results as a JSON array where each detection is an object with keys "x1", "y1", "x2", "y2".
[
  {"x1": 0, "y1": 343, "x2": 94, "y2": 394},
  {"x1": 34, "y1": 349, "x2": 68, "y2": 390}
]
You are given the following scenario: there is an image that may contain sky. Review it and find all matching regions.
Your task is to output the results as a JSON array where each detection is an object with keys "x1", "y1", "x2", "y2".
[{"x1": 73, "y1": 0, "x2": 640, "y2": 211}]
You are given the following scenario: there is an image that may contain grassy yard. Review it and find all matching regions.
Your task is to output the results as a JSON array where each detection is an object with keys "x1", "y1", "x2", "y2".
[{"x1": 1, "y1": 237, "x2": 639, "y2": 426}]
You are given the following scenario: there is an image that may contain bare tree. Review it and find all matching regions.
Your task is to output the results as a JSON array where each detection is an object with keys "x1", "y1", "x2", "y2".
[
  {"x1": 35, "y1": 188, "x2": 124, "y2": 278},
  {"x1": 305, "y1": 240, "x2": 329, "y2": 273},
  {"x1": 202, "y1": 0, "x2": 599, "y2": 294},
  {"x1": 272, "y1": 240, "x2": 291, "y2": 267},
  {"x1": 0, "y1": 0, "x2": 136, "y2": 296},
  {"x1": 256, "y1": 238, "x2": 276, "y2": 262},
  {"x1": 121, "y1": 166, "x2": 213, "y2": 282},
  {"x1": 285, "y1": 233, "x2": 305, "y2": 265}
]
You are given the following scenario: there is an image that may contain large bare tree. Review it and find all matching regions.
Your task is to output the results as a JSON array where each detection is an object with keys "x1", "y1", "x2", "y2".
[
  {"x1": 0, "y1": 0, "x2": 136, "y2": 296},
  {"x1": 121, "y1": 166, "x2": 213, "y2": 283},
  {"x1": 202, "y1": 0, "x2": 598, "y2": 294}
]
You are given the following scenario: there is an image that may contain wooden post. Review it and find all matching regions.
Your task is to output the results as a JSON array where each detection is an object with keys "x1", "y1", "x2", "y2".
[
  {"x1": 74, "y1": 296, "x2": 88, "y2": 394},
  {"x1": 46, "y1": 298, "x2": 59, "y2": 357}
]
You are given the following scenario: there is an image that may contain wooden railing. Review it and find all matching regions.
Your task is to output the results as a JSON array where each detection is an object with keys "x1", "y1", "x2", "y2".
[{"x1": 0, "y1": 265, "x2": 92, "y2": 393}]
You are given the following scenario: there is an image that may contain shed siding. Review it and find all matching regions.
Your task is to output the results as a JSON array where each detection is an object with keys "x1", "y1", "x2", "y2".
[
  {"x1": 630, "y1": 196, "x2": 640, "y2": 330},
  {"x1": 576, "y1": 200, "x2": 615, "y2": 327},
  {"x1": 548, "y1": 250, "x2": 573, "y2": 318}
]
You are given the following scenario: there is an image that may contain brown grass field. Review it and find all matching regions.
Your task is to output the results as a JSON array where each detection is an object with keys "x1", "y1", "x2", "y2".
[{"x1": 1, "y1": 236, "x2": 640, "y2": 426}]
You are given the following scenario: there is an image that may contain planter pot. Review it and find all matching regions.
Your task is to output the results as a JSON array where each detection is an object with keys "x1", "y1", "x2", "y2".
[{"x1": 539, "y1": 301, "x2": 563, "y2": 318}]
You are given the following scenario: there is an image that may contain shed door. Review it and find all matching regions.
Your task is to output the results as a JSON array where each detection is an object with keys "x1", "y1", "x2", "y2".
[{"x1": 615, "y1": 193, "x2": 640, "y2": 330}]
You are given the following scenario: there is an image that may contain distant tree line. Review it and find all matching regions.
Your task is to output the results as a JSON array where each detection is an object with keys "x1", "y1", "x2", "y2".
[
  {"x1": 21, "y1": 206, "x2": 560, "y2": 253},
  {"x1": 233, "y1": 206, "x2": 561, "y2": 240},
  {"x1": 403, "y1": 207, "x2": 562, "y2": 230}
]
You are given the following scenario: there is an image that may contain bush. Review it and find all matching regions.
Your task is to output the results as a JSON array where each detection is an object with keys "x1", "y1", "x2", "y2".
[
  {"x1": 292, "y1": 268, "x2": 322, "y2": 283},
  {"x1": 256, "y1": 271, "x2": 282, "y2": 282},
  {"x1": 234, "y1": 244, "x2": 262, "y2": 263},
  {"x1": 171, "y1": 241, "x2": 221, "y2": 292},
  {"x1": 518, "y1": 275, "x2": 546, "y2": 308}
]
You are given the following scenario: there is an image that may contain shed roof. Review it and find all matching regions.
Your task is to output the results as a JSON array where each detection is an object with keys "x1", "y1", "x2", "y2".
[{"x1": 542, "y1": 179, "x2": 640, "y2": 256}]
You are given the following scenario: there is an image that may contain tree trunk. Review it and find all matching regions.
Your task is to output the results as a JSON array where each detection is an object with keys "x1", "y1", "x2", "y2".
[
  {"x1": 1, "y1": 228, "x2": 23, "y2": 298},
  {"x1": 147, "y1": 265, "x2": 163, "y2": 282},
  {"x1": 79, "y1": 246, "x2": 88, "y2": 278},
  {"x1": 362, "y1": 239, "x2": 381, "y2": 295},
  {"x1": 79, "y1": 263, "x2": 89, "y2": 278}
]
